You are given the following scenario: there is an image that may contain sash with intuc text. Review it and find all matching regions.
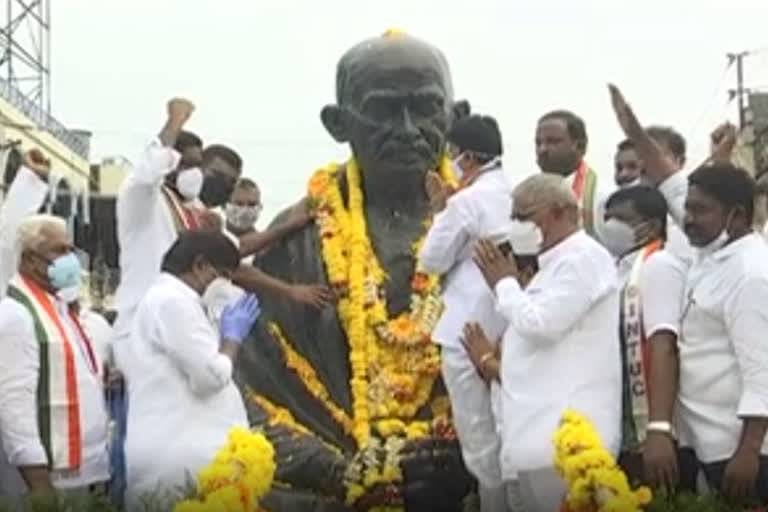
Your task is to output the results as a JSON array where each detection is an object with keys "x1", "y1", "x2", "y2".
[{"x1": 619, "y1": 239, "x2": 662, "y2": 449}]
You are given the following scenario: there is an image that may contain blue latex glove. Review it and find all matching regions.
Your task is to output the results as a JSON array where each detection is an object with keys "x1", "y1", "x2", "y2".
[{"x1": 220, "y1": 293, "x2": 261, "y2": 343}]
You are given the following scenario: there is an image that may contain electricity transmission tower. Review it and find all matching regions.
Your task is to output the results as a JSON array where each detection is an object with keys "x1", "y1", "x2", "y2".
[{"x1": 0, "y1": 0, "x2": 50, "y2": 119}]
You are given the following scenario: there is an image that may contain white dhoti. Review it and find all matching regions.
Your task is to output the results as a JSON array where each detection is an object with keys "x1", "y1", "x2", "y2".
[
  {"x1": 441, "y1": 346, "x2": 505, "y2": 512},
  {"x1": 505, "y1": 467, "x2": 567, "y2": 512}
]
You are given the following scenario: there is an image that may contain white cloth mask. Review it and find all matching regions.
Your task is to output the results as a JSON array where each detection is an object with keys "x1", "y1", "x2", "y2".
[
  {"x1": 56, "y1": 284, "x2": 80, "y2": 304},
  {"x1": 601, "y1": 218, "x2": 637, "y2": 257},
  {"x1": 176, "y1": 167, "x2": 203, "y2": 200},
  {"x1": 508, "y1": 220, "x2": 543, "y2": 255},
  {"x1": 225, "y1": 203, "x2": 261, "y2": 231},
  {"x1": 451, "y1": 156, "x2": 464, "y2": 180},
  {"x1": 698, "y1": 230, "x2": 730, "y2": 258},
  {"x1": 697, "y1": 212, "x2": 733, "y2": 258}
]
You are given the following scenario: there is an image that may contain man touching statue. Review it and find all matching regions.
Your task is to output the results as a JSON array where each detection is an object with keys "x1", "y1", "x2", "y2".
[{"x1": 235, "y1": 30, "x2": 474, "y2": 511}]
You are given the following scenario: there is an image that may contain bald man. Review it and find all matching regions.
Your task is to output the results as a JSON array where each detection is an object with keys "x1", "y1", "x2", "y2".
[{"x1": 235, "y1": 31, "x2": 474, "y2": 511}]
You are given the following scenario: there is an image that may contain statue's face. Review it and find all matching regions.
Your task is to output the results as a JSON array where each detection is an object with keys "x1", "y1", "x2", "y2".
[{"x1": 332, "y1": 41, "x2": 453, "y2": 178}]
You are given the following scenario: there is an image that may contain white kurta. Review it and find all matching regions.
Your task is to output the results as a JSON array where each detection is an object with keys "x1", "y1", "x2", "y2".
[
  {"x1": 678, "y1": 234, "x2": 768, "y2": 462},
  {"x1": 419, "y1": 169, "x2": 510, "y2": 493},
  {"x1": 420, "y1": 168, "x2": 512, "y2": 350},
  {"x1": 112, "y1": 139, "x2": 182, "y2": 371},
  {"x1": 496, "y1": 231, "x2": 622, "y2": 479},
  {"x1": 123, "y1": 273, "x2": 247, "y2": 504},
  {"x1": 0, "y1": 285, "x2": 110, "y2": 490},
  {"x1": 0, "y1": 167, "x2": 49, "y2": 296}
]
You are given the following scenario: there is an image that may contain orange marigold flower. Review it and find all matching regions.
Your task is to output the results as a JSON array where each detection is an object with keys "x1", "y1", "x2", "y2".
[
  {"x1": 308, "y1": 172, "x2": 330, "y2": 197},
  {"x1": 411, "y1": 273, "x2": 429, "y2": 292},
  {"x1": 390, "y1": 316, "x2": 413, "y2": 339}
]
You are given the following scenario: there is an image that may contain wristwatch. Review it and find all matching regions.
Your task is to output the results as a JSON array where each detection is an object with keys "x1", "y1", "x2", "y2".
[{"x1": 646, "y1": 421, "x2": 676, "y2": 438}]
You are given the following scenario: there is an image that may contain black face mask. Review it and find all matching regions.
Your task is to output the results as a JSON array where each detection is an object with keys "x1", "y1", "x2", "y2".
[{"x1": 199, "y1": 174, "x2": 234, "y2": 207}]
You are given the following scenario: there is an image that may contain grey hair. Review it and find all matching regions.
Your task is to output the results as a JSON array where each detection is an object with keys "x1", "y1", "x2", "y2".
[
  {"x1": 513, "y1": 174, "x2": 578, "y2": 211},
  {"x1": 16, "y1": 214, "x2": 66, "y2": 257}
]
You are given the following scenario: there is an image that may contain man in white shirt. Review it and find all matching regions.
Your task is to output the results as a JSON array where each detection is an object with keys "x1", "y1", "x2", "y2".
[
  {"x1": 472, "y1": 173, "x2": 621, "y2": 511},
  {"x1": 658, "y1": 164, "x2": 768, "y2": 505},
  {"x1": 535, "y1": 110, "x2": 612, "y2": 242},
  {"x1": 222, "y1": 177, "x2": 262, "y2": 265},
  {"x1": 123, "y1": 229, "x2": 260, "y2": 507},
  {"x1": 0, "y1": 215, "x2": 109, "y2": 497},
  {"x1": 602, "y1": 185, "x2": 698, "y2": 491},
  {"x1": 0, "y1": 149, "x2": 55, "y2": 296},
  {"x1": 419, "y1": 114, "x2": 510, "y2": 512}
]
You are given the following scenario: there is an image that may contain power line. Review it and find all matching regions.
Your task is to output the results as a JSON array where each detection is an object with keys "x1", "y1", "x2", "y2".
[{"x1": 687, "y1": 58, "x2": 733, "y2": 137}]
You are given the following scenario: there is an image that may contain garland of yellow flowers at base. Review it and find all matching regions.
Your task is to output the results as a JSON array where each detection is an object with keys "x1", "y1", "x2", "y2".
[
  {"x1": 553, "y1": 409, "x2": 652, "y2": 512},
  {"x1": 174, "y1": 427, "x2": 276, "y2": 512}
]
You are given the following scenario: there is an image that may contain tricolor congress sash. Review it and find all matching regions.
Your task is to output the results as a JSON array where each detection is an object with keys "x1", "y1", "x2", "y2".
[
  {"x1": 5, "y1": 276, "x2": 98, "y2": 470},
  {"x1": 161, "y1": 185, "x2": 198, "y2": 233},
  {"x1": 620, "y1": 240, "x2": 662, "y2": 446},
  {"x1": 571, "y1": 160, "x2": 598, "y2": 239}
]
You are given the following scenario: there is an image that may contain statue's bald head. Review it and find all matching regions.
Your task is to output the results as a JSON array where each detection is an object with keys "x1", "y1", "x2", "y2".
[
  {"x1": 335, "y1": 31, "x2": 454, "y2": 106},
  {"x1": 321, "y1": 30, "x2": 469, "y2": 183}
]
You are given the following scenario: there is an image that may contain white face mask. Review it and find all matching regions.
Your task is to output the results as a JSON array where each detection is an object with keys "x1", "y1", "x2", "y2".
[
  {"x1": 508, "y1": 219, "x2": 543, "y2": 255},
  {"x1": 203, "y1": 276, "x2": 232, "y2": 299},
  {"x1": 451, "y1": 155, "x2": 464, "y2": 180},
  {"x1": 225, "y1": 203, "x2": 261, "y2": 231},
  {"x1": 56, "y1": 284, "x2": 80, "y2": 304},
  {"x1": 601, "y1": 218, "x2": 638, "y2": 256},
  {"x1": 698, "y1": 230, "x2": 730, "y2": 258},
  {"x1": 697, "y1": 212, "x2": 733, "y2": 258},
  {"x1": 176, "y1": 167, "x2": 203, "y2": 200}
]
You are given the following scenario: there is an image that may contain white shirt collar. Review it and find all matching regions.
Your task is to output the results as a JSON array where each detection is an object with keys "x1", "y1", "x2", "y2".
[{"x1": 538, "y1": 230, "x2": 583, "y2": 269}]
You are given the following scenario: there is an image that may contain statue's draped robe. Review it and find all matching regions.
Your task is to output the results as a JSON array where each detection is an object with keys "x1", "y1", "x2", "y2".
[{"x1": 235, "y1": 184, "x2": 473, "y2": 512}]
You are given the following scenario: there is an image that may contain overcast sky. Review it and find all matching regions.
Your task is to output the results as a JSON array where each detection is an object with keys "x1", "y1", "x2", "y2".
[{"x1": 50, "y1": 0, "x2": 768, "y2": 222}]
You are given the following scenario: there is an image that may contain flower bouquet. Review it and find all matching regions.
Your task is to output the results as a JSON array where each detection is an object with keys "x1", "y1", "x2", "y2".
[
  {"x1": 553, "y1": 409, "x2": 652, "y2": 512},
  {"x1": 174, "y1": 427, "x2": 276, "y2": 512}
]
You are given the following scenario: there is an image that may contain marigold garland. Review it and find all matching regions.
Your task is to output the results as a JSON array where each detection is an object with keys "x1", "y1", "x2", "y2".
[
  {"x1": 268, "y1": 322, "x2": 355, "y2": 437},
  {"x1": 174, "y1": 427, "x2": 276, "y2": 512},
  {"x1": 307, "y1": 157, "x2": 455, "y2": 448},
  {"x1": 305, "y1": 156, "x2": 457, "y2": 510},
  {"x1": 553, "y1": 410, "x2": 652, "y2": 512}
]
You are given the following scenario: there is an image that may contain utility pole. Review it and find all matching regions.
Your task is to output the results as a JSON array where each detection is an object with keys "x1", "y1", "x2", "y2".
[{"x1": 727, "y1": 51, "x2": 750, "y2": 129}]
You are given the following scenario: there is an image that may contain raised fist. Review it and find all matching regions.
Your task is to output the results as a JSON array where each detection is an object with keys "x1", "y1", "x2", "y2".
[
  {"x1": 167, "y1": 97, "x2": 195, "y2": 126},
  {"x1": 23, "y1": 148, "x2": 51, "y2": 178},
  {"x1": 710, "y1": 121, "x2": 738, "y2": 163}
]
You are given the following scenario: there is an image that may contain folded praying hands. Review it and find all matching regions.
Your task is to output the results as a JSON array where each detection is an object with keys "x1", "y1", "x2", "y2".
[{"x1": 473, "y1": 239, "x2": 519, "y2": 289}]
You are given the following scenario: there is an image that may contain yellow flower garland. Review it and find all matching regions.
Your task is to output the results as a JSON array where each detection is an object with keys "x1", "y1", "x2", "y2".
[
  {"x1": 308, "y1": 157, "x2": 456, "y2": 448},
  {"x1": 553, "y1": 410, "x2": 652, "y2": 512},
  {"x1": 268, "y1": 323, "x2": 356, "y2": 437},
  {"x1": 174, "y1": 427, "x2": 276, "y2": 512}
]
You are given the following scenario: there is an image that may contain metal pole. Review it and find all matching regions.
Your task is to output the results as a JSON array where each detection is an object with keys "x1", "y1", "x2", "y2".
[{"x1": 736, "y1": 52, "x2": 746, "y2": 129}]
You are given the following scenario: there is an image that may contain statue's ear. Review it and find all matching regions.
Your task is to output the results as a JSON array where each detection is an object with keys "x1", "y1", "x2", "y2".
[
  {"x1": 321, "y1": 104, "x2": 349, "y2": 143},
  {"x1": 452, "y1": 99, "x2": 471, "y2": 121}
]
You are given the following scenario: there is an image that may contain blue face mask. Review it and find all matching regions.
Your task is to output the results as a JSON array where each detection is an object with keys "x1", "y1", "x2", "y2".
[{"x1": 47, "y1": 252, "x2": 82, "y2": 291}]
